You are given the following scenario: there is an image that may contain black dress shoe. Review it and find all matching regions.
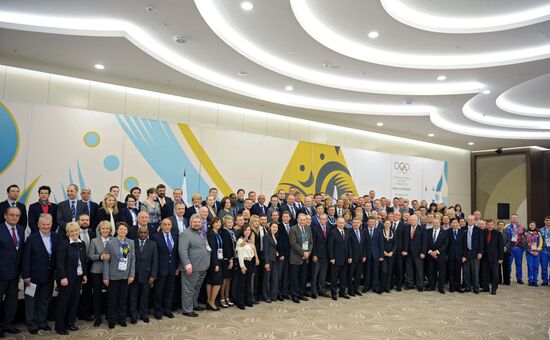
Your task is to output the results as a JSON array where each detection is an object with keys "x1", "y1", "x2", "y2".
[
  {"x1": 278, "y1": 296, "x2": 284, "y2": 301},
  {"x1": 331, "y1": 294, "x2": 337, "y2": 301},
  {"x1": 182, "y1": 312, "x2": 199, "y2": 317},
  {"x1": 237, "y1": 304, "x2": 245, "y2": 310},
  {"x1": 311, "y1": 294, "x2": 317, "y2": 299},
  {"x1": 439, "y1": 289, "x2": 446, "y2": 294},
  {"x1": 449, "y1": 289, "x2": 455, "y2": 293},
  {"x1": 384, "y1": 289, "x2": 390, "y2": 293},
  {"x1": 206, "y1": 304, "x2": 219, "y2": 311},
  {"x1": 361, "y1": 288, "x2": 369, "y2": 293},
  {"x1": 319, "y1": 292, "x2": 330, "y2": 298},
  {"x1": 404, "y1": 286, "x2": 412, "y2": 290},
  {"x1": 57, "y1": 330, "x2": 69, "y2": 335},
  {"x1": 194, "y1": 306, "x2": 205, "y2": 311},
  {"x1": 417, "y1": 288, "x2": 424, "y2": 292},
  {"x1": 292, "y1": 297, "x2": 300, "y2": 303},
  {"x1": 246, "y1": 303, "x2": 254, "y2": 307},
  {"x1": 473, "y1": 290, "x2": 480, "y2": 294},
  {"x1": 154, "y1": 314, "x2": 162, "y2": 320},
  {"x1": 349, "y1": 292, "x2": 356, "y2": 297},
  {"x1": 68, "y1": 326, "x2": 79, "y2": 331},
  {"x1": 118, "y1": 321, "x2": 127, "y2": 327},
  {"x1": 396, "y1": 287, "x2": 402, "y2": 292},
  {"x1": 265, "y1": 299, "x2": 272, "y2": 303},
  {"x1": 108, "y1": 322, "x2": 115, "y2": 329},
  {"x1": 130, "y1": 318, "x2": 137, "y2": 325},
  {"x1": 457, "y1": 288, "x2": 464, "y2": 293},
  {"x1": 481, "y1": 288, "x2": 489, "y2": 292},
  {"x1": 165, "y1": 312, "x2": 175, "y2": 318},
  {"x1": 29, "y1": 329, "x2": 38, "y2": 335},
  {"x1": 5, "y1": 327, "x2": 21, "y2": 334},
  {"x1": 490, "y1": 290, "x2": 496, "y2": 295},
  {"x1": 339, "y1": 294, "x2": 350, "y2": 299},
  {"x1": 93, "y1": 320, "x2": 101, "y2": 327},
  {"x1": 299, "y1": 296, "x2": 308, "y2": 302},
  {"x1": 42, "y1": 325, "x2": 52, "y2": 331},
  {"x1": 141, "y1": 317, "x2": 150, "y2": 323},
  {"x1": 426, "y1": 287, "x2": 434, "y2": 291},
  {"x1": 354, "y1": 291, "x2": 362, "y2": 296},
  {"x1": 542, "y1": 282, "x2": 548, "y2": 286}
]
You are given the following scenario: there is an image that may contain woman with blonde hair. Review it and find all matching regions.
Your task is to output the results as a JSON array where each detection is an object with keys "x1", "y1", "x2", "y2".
[
  {"x1": 87, "y1": 220, "x2": 113, "y2": 327},
  {"x1": 248, "y1": 215, "x2": 262, "y2": 303},
  {"x1": 95, "y1": 193, "x2": 121, "y2": 236},
  {"x1": 219, "y1": 215, "x2": 236, "y2": 307}
]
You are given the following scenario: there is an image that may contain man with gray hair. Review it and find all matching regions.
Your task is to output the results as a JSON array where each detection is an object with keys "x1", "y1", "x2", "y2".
[
  {"x1": 179, "y1": 214, "x2": 211, "y2": 317},
  {"x1": 22, "y1": 213, "x2": 60, "y2": 334}
]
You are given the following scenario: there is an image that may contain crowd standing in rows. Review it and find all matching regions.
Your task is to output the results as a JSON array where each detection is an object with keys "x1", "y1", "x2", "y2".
[{"x1": 0, "y1": 183, "x2": 548, "y2": 336}]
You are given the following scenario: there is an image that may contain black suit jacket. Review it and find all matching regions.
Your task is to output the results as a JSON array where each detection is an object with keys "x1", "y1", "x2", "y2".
[
  {"x1": 279, "y1": 203, "x2": 298, "y2": 225},
  {"x1": 56, "y1": 239, "x2": 87, "y2": 284},
  {"x1": 80, "y1": 200, "x2": 99, "y2": 225},
  {"x1": 328, "y1": 228, "x2": 349, "y2": 266},
  {"x1": 250, "y1": 202, "x2": 268, "y2": 216},
  {"x1": 94, "y1": 207, "x2": 123, "y2": 231},
  {"x1": 0, "y1": 200, "x2": 27, "y2": 227},
  {"x1": 57, "y1": 199, "x2": 87, "y2": 235},
  {"x1": 392, "y1": 221, "x2": 409, "y2": 253},
  {"x1": 427, "y1": 228, "x2": 449, "y2": 255},
  {"x1": 463, "y1": 225, "x2": 484, "y2": 257},
  {"x1": 483, "y1": 229, "x2": 504, "y2": 262},
  {"x1": 406, "y1": 224, "x2": 428, "y2": 257},
  {"x1": 348, "y1": 228, "x2": 367, "y2": 261},
  {"x1": 276, "y1": 223, "x2": 291, "y2": 258},
  {"x1": 28, "y1": 201, "x2": 58, "y2": 234},
  {"x1": 311, "y1": 224, "x2": 332, "y2": 259},
  {"x1": 184, "y1": 205, "x2": 202, "y2": 221},
  {"x1": 364, "y1": 227, "x2": 384, "y2": 259},
  {"x1": 22, "y1": 231, "x2": 60, "y2": 284},
  {"x1": 134, "y1": 238, "x2": 158, "y2": 283},
  {"x1": 448, "y1": 228, "x2": 465, "y2": 260},
  {"x1": 151, "y1": 232, "x2": 179, "y2": 276},
  {"x1": 0, "y1": 223, "x2": 25, "y2": 280},
  {"x1": 168, "y1": 215, "x2": 187, "y2": 238}
]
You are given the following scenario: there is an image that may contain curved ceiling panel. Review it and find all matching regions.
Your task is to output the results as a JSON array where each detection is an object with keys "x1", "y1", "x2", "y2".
[
  {"x1": 380, "y1": 0, "x2": 550, "y2": 33},
  {"x1": 290, "y1": 0, "x2": 550, "y2": 69},
  {"x1": 496, "y1": 73, "x2": 550, "y2": 117},
  {"x1": 194, "y1": 0, "x2": 484, "y2": 95}
]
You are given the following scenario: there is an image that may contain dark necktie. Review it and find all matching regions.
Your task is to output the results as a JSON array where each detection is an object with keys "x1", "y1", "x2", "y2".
[
  {"x1": 70, "y1": 201, "x2": 76, "y2": 219},
  {"x1": 11, "y1": 202, "x2": 16, "y2": 207},
  {"x1": 11, "y1": 227, "x2": 18, "y2": 247}
]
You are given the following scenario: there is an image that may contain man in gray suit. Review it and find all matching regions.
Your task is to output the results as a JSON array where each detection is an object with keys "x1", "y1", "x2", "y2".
[
  {"x1": 129, "y1": 226, "x2": 158, "y2": 324},
  {"x1": 288, "y1": 213, "x2": 313, "y2": 303},
  {"x1": 57, "y1": 184, "x2": 87, "y2": 236},
  {"x1": 178, "y1": 214, "x2": 211, "y2": 317}
]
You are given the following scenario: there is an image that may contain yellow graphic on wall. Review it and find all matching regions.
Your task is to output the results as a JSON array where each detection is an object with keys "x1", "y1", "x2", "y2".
[{"x1": 275, "y1": 142, "x2": 357, "y2": 198}]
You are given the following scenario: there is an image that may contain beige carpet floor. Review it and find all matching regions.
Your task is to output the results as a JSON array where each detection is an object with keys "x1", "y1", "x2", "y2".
[{"x1": 6, "y1": 283, "x2": 549, "y2": 340}]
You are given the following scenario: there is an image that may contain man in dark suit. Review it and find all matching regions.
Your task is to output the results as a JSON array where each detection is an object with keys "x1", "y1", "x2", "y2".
[
  {"x1": 427, "y1": 219, "x2": 449, "y2": 294},
  {"x1": 162, "y1": 188, "x2": 186, "y2": 220},
  {"x1": 328, "y1": 217, "x2": 350, "y2": 300},
  {"x1": 326, "y1": 206, "x2": 337, "y2": 229},
  {"x1": 250, "y1": 194, "x2": 268, "y2": 216},
  {"x1": 288, "y1": 214, "x2": 312, "y2": 303},
  {"x1": 348, "y1": 218, "x2": 366, "y2": 296},
  {"x1": 405, "y1": 215, "x2": 428, "y2": 291},
  {"x1": 22, "y1": 213, "x2": 60, "y2": 334},
  {"x1": 299, "y1": 196, "x2": 315, "y2": 217},
  {"x1": 0, "y1": 184, "x2": 27, "y2": 228},
  {"x1": 151, "y1": 219, "x2": 179, "y2": 319},
  {"x1": 279, "y1": 195, "x2": 298, "y2": 226},
  {"x1": 57, "y1": 184, "x2": 87, "y2": 236},
  {"x1": 448, "y1": 219, "x2": 465, "y2": 293},
  {"x1": 201, "y1": 187, "x2": 221, "y2": 212},
  {"x1": 463, "y1": 215, "x2": 484, "y2": 294},
  {"x1": 0, "y1": 206, "x2": 25, "y2": 336},
  {"x1": 276, "y1": 211, "x2": 292, "y2": 300},
  {"x1": 310, "y1": 213, "x2": 331, "y2": 298},
  {"x1": 76, "y1": 213, "x2": 96, "y2": 321},
  {"x1": 80, "y1": 188, "x2": 99, "y2": 227},
  {"x1": 156, "y1": 184, "x2": 174, "y2": 219},
  {"x1": 481, "y1": 219, "x2": 503, "y2": 294},
  {"x1": 363, "y1": 217, "x2": 384, "y2": 294},
  {"x1": 390, "y1": 211, "x2": 408, "y2": 291},
  {"x1": 28, "y1": 185, "x2": 58, "y2": 234},
  {"x1": 129, "y1": 226, "x2": 158, "y2": 323}
]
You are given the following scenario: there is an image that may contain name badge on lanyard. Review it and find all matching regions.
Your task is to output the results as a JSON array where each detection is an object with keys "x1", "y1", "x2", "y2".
[
  {"x1": 77, "y1": 258, "x2": 83, "y2": 276},
  {"x1": 118, "y1": 257, "x2": 128, "y2": 271},
  {"x1": 217, "y1": 248, "x2": 224, "y2": 260},
  {"x1": 546, "y1": 237, "x2": 550, "y2": 247},
  {"x1": 531, "y1": 242, "x2": 537, "y2": 251}
]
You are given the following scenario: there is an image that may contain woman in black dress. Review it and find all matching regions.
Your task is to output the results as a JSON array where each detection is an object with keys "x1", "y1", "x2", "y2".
[
  {"x1": 206, "y1": 217, "x2": 223, "y2": 311},
  {"x1": 219, "y1": 215, "x2": 237, "y2": 307},
  {"x1": 380, "y1": 220, "x2": 396, "y2": 293}
]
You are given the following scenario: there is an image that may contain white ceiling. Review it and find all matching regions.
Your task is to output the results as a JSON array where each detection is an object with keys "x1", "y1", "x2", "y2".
[{"x1": 0, "y1": 0, "x2": 549, "y2": 150}]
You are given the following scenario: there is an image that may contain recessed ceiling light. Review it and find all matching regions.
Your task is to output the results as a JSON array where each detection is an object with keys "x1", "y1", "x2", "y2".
[
  {"x1": 368, "y1": 31, "x2": 379, "y2": 39},
  {"x1": 284, "y1": 85, "x2": 294, "y2": 91},
  {"x1": 428, "y1": 133, "x2": 435, "y2": 137},
  {"x1": 172, "y1": 35, "x2": 188, "y2": 44},
  {"x1": 145, "y1": 6, "x2": 155, "y2": 13},
  {"x1": 94, "y1": 64, "x2": 105, "y2": 70},
  {"x1": 322, "y1": 63, "x2": 340, "y2": 69},
  {"x1": 240, "y1": 2, "x2": 253, "y2": 11},
  {"x1": 238, "y1": 71, "x2": 248, "y2": 76},
  {"x1": 437, "y1": 75, "x2": 447, "y2": 81},
  {"x1": 376, "y1": 122, "x2": 384, "y2": 127},
  {"x1": 403, "y1": 99, "x2": 415, "y2": 105},
  {"x1": 468, "y1": 142, "x2": 475, "y2": 145},
  {"x1": 482, "y1": 90, "x2": 491, "y2": 94}
]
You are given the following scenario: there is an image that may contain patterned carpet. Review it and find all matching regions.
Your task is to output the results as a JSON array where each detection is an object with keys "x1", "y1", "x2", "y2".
[{"x1": 6, "y1": 283, "x2": 549, "y2": 340}]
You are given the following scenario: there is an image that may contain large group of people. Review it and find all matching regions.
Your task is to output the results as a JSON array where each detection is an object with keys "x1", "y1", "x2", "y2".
[{"x1": 0, "y1": 183, "x2": 548, "y2": 337}]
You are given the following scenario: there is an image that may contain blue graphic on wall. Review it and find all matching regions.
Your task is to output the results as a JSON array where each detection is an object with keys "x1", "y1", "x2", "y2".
[
  {"x1": 116, "y1": 116, "x2": 210, "y2": 198},
  {"x1": 0, "y1": 102, "x2": 20, "y2": 175},
  {"x1": 434, "y1": 161, "x2": 449, "y2": 204},
  {"x1": 59, "y1": 161, "x2": 89, "y2": 202}
]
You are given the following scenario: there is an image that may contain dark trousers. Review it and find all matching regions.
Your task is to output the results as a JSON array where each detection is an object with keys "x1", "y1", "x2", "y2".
[
  {"x1": 427, "y1": 255, "x2": 446, "y2": 290},
  {"x1": 347, "y1": 260, "x2": 363, "y2": 294},
  {"x1": 89, "y1": 273, "x2": 104, "y2": 322},
  {"x1": 255, "y1": 257, "x2": 264, "y2": 300},
  {"x1": 262, "y1": 260, "x2": 279, "y2": 301},
  {"x1": 154, "y1": 275, "x2": 175, "y2": 316},
  {"x1": 448, "y1": 258, "x2": 462, "y2": 291},
  {"x1": 77, "y1": 275, "x2": 93, "y2": 319},
  {"x1": 129, "y1": 281, "x2": 151, "y2": 319},
  {"x1": 290, "y1": 262, "x2": 307, "y2": 298},
  {"x1": 500, "y1": 252, "x2": 511, "y2": 284},
  {"x1": 482, "y1": 260, "x2": 500, "y2": 291},
  {"x1": 277, "y1": 258, "x2": 290, "y2": 297},
  {"x1": 463, "y1": 254, "x2": 480, "y2": 291},
  {"x1": 330, "y1": 263, "x2": 347, "y2": 295},
  {"x1": 380, "y1": 256, "x2": 394, "y2": 292},
  {"x1": 406, "y1": 255, "x2": 424, "y2": 288},
  {"x1": 392, "y1": 254, "x2": 405, "y2": 289},
  {"x1": 0, "y1": 278, "x2": 19, "y2": 331},
  {"x1": 173, "y1": 272, "x2": 182, "y2": 309},
  {"x1": 55, "y1": 280, "x2": 82, "y2": 332},
  {"x1": 235, "y1": 260, "x2": 253, "y2": 306},
  {"x1": 364, "y1": 256, "x2": 381, "y2": 291},
  {"x1": 311, "y1": 257, "x2": 328, "y2": 295},
  {"x1": 107, "y1": 280, "x2": 129, "y2": 323},
  {"x1": 24, "y1": 281, "x2": 53, "y2": 331}
]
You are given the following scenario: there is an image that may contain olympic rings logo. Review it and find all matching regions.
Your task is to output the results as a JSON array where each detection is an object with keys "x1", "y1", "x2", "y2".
[{"x1": 394, "y1": 162, "x2": 410, "y2": 174}]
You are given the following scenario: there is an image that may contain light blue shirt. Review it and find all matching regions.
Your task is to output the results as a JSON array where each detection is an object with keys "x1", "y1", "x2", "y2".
[{"x1": 40, "y1": 231, "x2": 52, "y2": 255}]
